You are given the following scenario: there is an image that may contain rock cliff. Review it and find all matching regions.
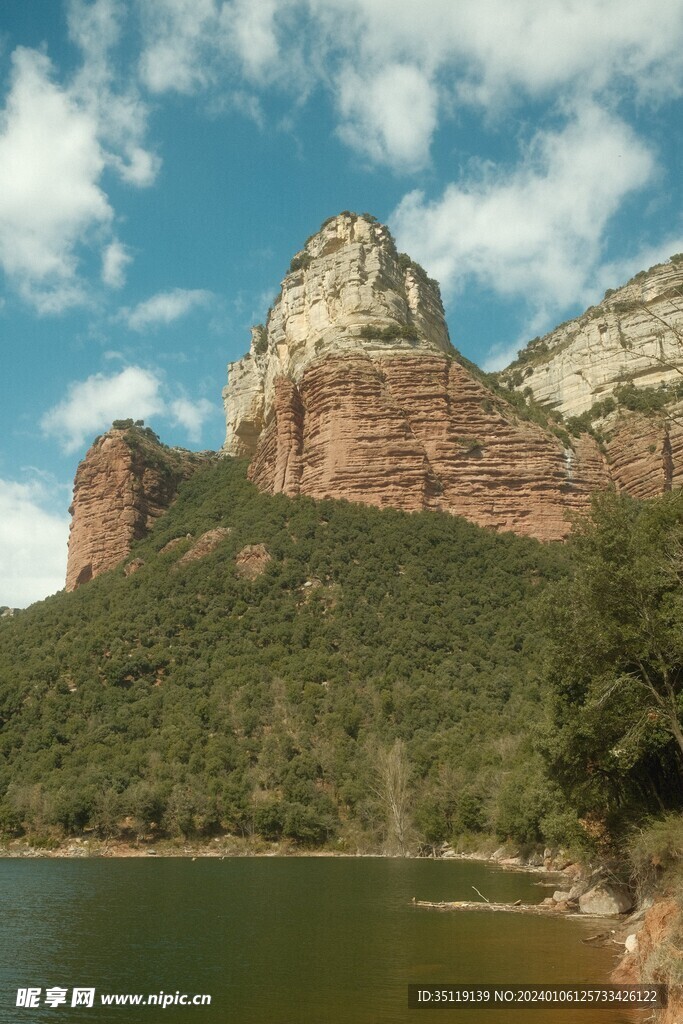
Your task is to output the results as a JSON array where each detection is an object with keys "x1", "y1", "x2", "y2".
[
  {"x1": 248, "y1": 351, "x2": 609, "y2": 540},
  {"x1": 603, "y1": 406, "x2": 683, "y2": 498},
  {"x1": 66, "y1": 217, "x2": 683, "y2": 590},
  {"x1": 500, "y1": 257, "x2": 683, "y2": 417},
  {"x1": 66, "y1": 424, "x2": 212, "y2": 591},
  {"x1": 222, "y1": 212, "x2": 451, "y2": 458},
  {"x1": 224, "y1": 213, "x2": 609, "y2": 541}
]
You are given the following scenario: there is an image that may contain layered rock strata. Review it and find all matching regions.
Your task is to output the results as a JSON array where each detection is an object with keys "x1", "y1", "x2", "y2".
[
  {"x1": 67, "y1": 217, "x2": 683, "y2": 589},
  {"x1": 66, "y1": 426, "x2": 212, "y2": 591},
  {"x1": 501, "y1": 259, "x2": 683, "y2": 417},
  {"x1": 224, "y1": 212, "x2": 610, "y2": 541},
  {"x1": 248, "y1": 353, "x2": 609, "y2": 541},
  {"x1": 223, "y1": 212, "x2": 451, "y2": 458},
  {"x1": 603, "y1": 408, "x2": 683, "y2": 498}
]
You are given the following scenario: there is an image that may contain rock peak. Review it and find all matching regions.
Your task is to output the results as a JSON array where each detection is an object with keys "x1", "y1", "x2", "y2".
[
  {"x1": 222, "y1": 212, "x2": 451, "y2": 456},
  {"x1": 66, "y1": 424, "x2": 213, "y2": 591}
]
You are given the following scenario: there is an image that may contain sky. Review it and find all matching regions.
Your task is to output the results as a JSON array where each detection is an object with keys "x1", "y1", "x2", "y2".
[{"x1": 1, "y1": 0, "x2": 683, "y2": 608}]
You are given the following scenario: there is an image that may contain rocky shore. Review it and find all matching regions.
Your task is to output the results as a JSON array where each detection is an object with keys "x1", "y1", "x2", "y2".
[{"x1": 443, "y1": 842, "x2": 681, "y2": 1024}]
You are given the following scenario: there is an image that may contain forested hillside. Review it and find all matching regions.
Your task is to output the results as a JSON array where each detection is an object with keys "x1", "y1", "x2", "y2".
[{"x1": 0, "y1": 456, "x2": 568, "y2": 849}]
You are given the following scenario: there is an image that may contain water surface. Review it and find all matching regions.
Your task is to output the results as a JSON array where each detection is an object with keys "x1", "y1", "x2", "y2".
[{"x1": 0, "y1": 858, "x2": 642, "y2": 1023}]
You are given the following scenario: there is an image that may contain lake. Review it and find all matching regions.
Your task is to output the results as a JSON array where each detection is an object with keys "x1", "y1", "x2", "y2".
[{"x1": 0, "y1": 857, "x2": 643, "y2": 1023}]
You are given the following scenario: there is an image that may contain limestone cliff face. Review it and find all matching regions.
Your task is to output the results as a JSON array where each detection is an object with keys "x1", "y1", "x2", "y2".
[
  {"x1": 224, "y1": 213, "x2": 613, "y2": 541},
  {"x1": 501, "y1": 258, "x2": 683, "y2": 417},
  {"x1": 222, "y1": 212, "x2": 451, "y2": 458},
  {"x1": 66, "y1": 426, "x2": 212, "y2": 591}
]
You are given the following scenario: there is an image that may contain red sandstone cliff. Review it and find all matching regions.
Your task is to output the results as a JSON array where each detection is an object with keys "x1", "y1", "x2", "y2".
[
  {"x1": 66, "y1": 426, "x2": 212, "y2": 591},
  {"x1": 222, "y1": 213, "x2": 682, "y2": 536},
  {"x1": 222, "y1": 213, "x2": 613, "y2": 542},
  {"x1": 247, "y1": 353, "x2": 609, "y2": 541},
  {"x1": 604, "y1": 411, "x2": 683, "y2": 498}
]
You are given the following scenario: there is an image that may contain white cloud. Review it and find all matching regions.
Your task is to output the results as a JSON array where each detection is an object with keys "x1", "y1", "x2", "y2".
[
  {"x1": 67, "y1": 0, "x2": 122, "y2": 63},
  {"x1": 139, "y1": 0, "x2": 221, "y2": 94},
  {"x1": 336, "y1": 63, "x2": 437, "y2": 171},
  {"x1": 0, "y1": 47, "x2": 111, "y2": 311},
  {"x1": 41, "y1": 367, "x2": 164, "y2": 453},
  {"x1": 41, "y1": 365, "x2": 217, "y2": 453},
  {"x1": 125, "y1": 288, "x2": 213, "y2": 330},
  {"x1": 0, "y1": 1, "x2": 158, "y2": 312},
  {"x1": 68, "y1": 0, "x2": 160, "y2": 187},
  {"x1": 139, "y1": 0, "x2": 284, "y2": 93},
  {"x1": 0, "y1": 479, "x2": 69, "y2": 608},
  {"x1": 102, "y1": 239, "x2": 132, "y2": 288},
  {"x1": 136, "y1": 0, "x2": 683, "y2": 172},
  {"x1": 219, "y1": 0, "x2": 280, "y2": 80},
  {"x1": 391, "y1": 105, "x2": 656, "y2": 313},
  {"x1": 308, "y1": 0, "x2": 683, "y2": 105},
  {"x1": 169, "y1": 397, "x2": 215, "y2": 442}
]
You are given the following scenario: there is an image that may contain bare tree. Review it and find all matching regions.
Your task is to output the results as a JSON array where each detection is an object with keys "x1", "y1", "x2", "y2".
[{"x1": 371, "y1": 739, "x2": 413, "y2": 856}]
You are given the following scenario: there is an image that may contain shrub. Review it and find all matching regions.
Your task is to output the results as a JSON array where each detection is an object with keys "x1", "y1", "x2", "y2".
[
  {"x1": 251, "y1": 325, "x2": 268, "y2": 355},
  {"x1": 629, "y1": 813, "x2": 683, "y2": 894},
  {"x1": 289, "y1": 252, "x2": 312, "y2": 274}
]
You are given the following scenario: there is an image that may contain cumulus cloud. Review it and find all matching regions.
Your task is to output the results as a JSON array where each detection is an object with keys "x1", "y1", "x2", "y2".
[
  {"x1": 169, "y1": 397, "x2": 215, "y2": 442},
  {"x1": 218, "y1": 0, "x2": 281, "y2": 81},
  {"x1": 0, "y1": 48, "x2": 111, "y2": 311},
  {"x1": 391, "y1": 105, "x2": 656, "y2": 313},
  {"x1": 41, "y1": 366, "x2": 164, "y2": 453},
  {"x1": 68, "y1": 0, "x2": 160, "y2": 186},
  {"x1": 139, "y1": 0, "x2": 222, "y2": 94},
  {"x1": 336, "y1": 63, "x2": 437, "y2": 171},
  {"x1": 0, "y1": 1, "x2": 158, "y2": 311},
  {"x1": 124, "y1": 288, "x2": 213, "y2": 331},
  {"x1": 139, "y1": 0, "x2": 284, "y2": 93},
  {"x1": 135, "y1": 0, "x2": 683, "y2": 171},
  {"x1": 101, "y1": 239, "x2": 132, "y2": 288},
  {"x1": 316, "y1": 0, "x2": 683, "y2": 106},
  {"x1": 0, "y1": 479, "x2": 69, "y2": 608},
  {"x1": 41, "y1": 365, "x2": 217, "y2": 453}
]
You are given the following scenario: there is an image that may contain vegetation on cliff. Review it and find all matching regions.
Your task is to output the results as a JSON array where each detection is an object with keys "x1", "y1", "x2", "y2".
[{"x1": 0, "y1": 458, "x2": 567, "y2": 848}]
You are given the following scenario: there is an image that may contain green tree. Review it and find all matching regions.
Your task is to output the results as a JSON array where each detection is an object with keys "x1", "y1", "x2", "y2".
[{"x1": 542, "y1": 491, "x2": 683, "y2": 821}]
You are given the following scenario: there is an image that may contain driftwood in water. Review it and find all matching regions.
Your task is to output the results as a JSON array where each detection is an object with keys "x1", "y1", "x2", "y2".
[{"x1": 412, "y1": 899, "x2": 572, "y2": 916}]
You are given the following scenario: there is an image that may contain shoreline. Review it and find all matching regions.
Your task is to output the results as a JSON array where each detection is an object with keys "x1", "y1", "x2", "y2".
[
  {"x1": 5, "y1": 835, "x2": 672, "y2": 1017},
  {"x1": 0, "y1": 834, "x2": 577, "y2": 867}
]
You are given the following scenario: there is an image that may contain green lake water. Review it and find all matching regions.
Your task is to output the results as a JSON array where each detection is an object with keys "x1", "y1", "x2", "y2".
[{"x1": 0, "y1": 857, "x2": 644, "y2": 1023}]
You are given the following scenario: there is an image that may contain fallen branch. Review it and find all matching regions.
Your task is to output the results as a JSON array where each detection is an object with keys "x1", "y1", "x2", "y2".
[{"x1": 412, "y1": 899, "x2": 573, "y2": 916}]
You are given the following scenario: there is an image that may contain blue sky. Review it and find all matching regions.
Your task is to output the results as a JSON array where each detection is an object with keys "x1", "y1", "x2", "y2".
[{"x1": 1, "y1": 0, "x2": 683, "y2": 607}]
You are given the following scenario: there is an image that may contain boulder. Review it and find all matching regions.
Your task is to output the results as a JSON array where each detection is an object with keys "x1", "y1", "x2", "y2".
[
  {"x1": 568, "y1": 880, "x2": 589, "y2": 901},
  {"x1": 553, "y1": 890, "x2": 572, "y2": 903},
  {"x1": 579, "y1": 883, "x2": 634, "y2": 916}
]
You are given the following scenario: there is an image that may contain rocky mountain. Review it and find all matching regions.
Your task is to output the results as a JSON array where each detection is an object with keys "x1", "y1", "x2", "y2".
[
  {"x1": 65, "y1": 215, "x2": 683, "y2": 589},
  {"x1": 66, "y1": 422, "x2": 213, "y2": 591},
  {"x1": 222, "y1": 212, "x2": 452, "y2": 456},
  {"x1": 223, "y1": 212, "x2": 606, "y2": 542}
]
